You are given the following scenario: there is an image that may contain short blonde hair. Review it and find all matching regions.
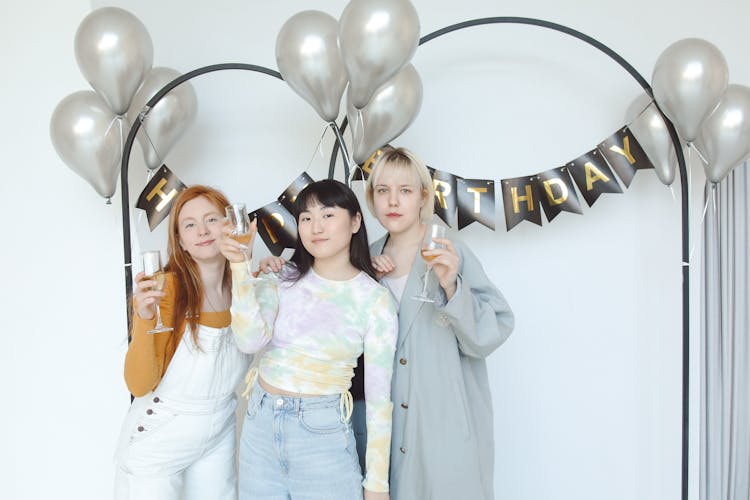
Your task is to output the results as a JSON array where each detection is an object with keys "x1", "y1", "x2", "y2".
[{"x1": 365, "y1": 147, "x2": 435, "y2": 223}]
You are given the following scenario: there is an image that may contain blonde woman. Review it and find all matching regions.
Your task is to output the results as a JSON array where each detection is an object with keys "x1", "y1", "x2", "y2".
[{"x1": 364, "y1": 148, "x2": 515, "y2": 500}]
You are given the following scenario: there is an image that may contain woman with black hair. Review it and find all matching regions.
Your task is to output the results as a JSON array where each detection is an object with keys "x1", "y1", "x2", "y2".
[{"x1": 221, "y1": 179, "x2": 398, "y2": 500}]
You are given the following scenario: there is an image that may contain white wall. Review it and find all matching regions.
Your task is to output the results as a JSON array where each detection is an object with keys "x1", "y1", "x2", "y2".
[{"x1": 3, "y1": 0, "x2": 748, "y2": 499}]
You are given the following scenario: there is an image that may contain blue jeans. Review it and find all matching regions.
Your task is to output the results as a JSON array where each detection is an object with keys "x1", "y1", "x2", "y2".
[{"x1": 239, "y1": 383, "x2": 363, "y2": 499}]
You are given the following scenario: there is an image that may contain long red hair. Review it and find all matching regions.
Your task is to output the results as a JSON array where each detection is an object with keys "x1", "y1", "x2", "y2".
[{"x1": 165, "y1": 185, "x2": 231, "y2": 345}]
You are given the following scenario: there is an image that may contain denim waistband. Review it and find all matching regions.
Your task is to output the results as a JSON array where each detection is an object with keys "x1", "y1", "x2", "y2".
[{"x1": 247, "y1": 376, "x2": 353, "y2": 422}]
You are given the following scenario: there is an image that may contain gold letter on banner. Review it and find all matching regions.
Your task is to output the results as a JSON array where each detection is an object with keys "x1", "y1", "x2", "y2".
[
  {"x1": 136, "y1": 164, "x2": 187, "y2": 231},
  {"x1": 501, "y1": 176, "x2": 541, "y2": 230},
  {"x1": 432, "y1": 169, "x2": 458, "y2": 227},
  {"x1": 253, "y1": 201, "x2": 298, "y2": 256},
  {"x1": 512, "y1": 185, "x2": 535, "y2": 213},
  {"x1": 608, "y1": 135, "x2": 636, "y2": 164},
  {"x1": 467, "y1": 187, "x2": 488, "y2": 213},
  {"x1": 261, "y1": 213, "x2": 285, "y2": 245},
  {"x1": 534, "y1": 166, "x2": 583, "y2": 222},
  {"x1": 584, "y1": 162, "x2": 610, "y2": 191},
  {"x1": 146, "y1": 178, "x2": 178, "y2": 212},
  {"x1": 543, "y1": 178, "x2": 568, "y2": 206},
  {"x1": 434, "y1": 179, "x2": 452, "y2": 209},
  {"x1": 457, "y1": 178, "x2": 495, "y2": 230},
  {"x1": 568, "y1": 150, "x2": 623, "y2": 207},
  {"x1": 598, "y1": 127, "x2": 654, "y2": 188}
]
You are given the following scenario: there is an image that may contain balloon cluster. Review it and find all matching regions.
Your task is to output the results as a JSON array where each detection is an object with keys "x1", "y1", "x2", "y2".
[
  {"x1": 275, "y1": 0, "x2": 422, "y2": 165},
  {"x1": 50, "y1": 7, "x2": 198, "y2": 200},
  {"x1": 627, "y1": 38, "x2": 750, "y2": 186}
]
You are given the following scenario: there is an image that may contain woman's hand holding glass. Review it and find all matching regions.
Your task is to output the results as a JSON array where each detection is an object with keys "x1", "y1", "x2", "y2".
[
  {"x1": 139, "y1": 250, "x2": 173, "y2": 334},
  {"x1": 220, "y1": 204, "x2": 258, "y2": 283},
  {"x1": 414, "y1": 225, "x2": 459, "y2": 302},
  {"x1": 134, "y1": 271, "x2": 164, "y2": 321},
  {"x1": 425, "y1": 236, "x2": 459, "y2": 300}
]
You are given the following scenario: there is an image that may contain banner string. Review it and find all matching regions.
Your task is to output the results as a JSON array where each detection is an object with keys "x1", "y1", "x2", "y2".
[{"x1": 624, "y1": 99, "x2": 655, "y2": 129}]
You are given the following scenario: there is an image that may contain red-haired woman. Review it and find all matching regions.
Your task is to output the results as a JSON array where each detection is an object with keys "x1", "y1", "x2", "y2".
[{"x1": 114, "y1": 185, "x2": 250, "y2": 500}]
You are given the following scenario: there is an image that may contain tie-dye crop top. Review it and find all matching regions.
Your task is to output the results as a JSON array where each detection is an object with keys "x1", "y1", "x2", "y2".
[{"x1": 229, "y1": 261, "x2": 398, "y2": 493}]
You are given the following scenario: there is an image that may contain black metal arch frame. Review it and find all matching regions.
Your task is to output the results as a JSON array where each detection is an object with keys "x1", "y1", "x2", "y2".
[{"x1": 119, "y1": 17, "x2": 689, "y2": 500}]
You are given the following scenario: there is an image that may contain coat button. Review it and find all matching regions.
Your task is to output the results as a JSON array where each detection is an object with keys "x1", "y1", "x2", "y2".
[
  {"x1": 399, "y1": 358, "x2": 407, "y2": 365},
  {"x1": 153, "y1": 397, "x2": 160, "y2": 403},
  {"x1": 146, "y1": 409, "x2": 153, "y2": 415},
  {"x1": 400, "y1": 447, "x2": 406, "y2": 454},
  {"x1": 401, "y1": 402, "x2": 408, "y2": 409},
  {"x1": 137, "y1": 426, "x2": 145, "y2": 432}
]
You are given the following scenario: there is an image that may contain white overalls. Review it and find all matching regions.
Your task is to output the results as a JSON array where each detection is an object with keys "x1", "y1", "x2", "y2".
[{"x1": 114, "y1": 324, "x2": 249, "y2": 500}]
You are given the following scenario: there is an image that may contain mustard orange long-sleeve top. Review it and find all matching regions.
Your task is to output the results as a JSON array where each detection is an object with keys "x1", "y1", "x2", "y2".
[{"x1": 124, "y1": 273, "x2": 230, "y2": 396}]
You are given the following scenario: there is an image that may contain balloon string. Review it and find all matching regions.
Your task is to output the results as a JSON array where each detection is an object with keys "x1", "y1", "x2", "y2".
[
  {"x1": 106, "y1": 116, "x2": 126, "y2": 205},
  {"x1": 304, "y1": 124, "x2": 330, "y2": 175},
  {"x1": 355, "y1": 109, "x2": 365, "y2": 154},
  {"x1": 689, "y1": 142, "x2": 709, "y2": 165},
  {"x1": 137, "y1": 108, "x2": 165, "y2": 170},
  {"x1": 348, "y1": 162, "x2": 363, "y2": 186},
  {"x1": 104, "y1": 114, "x2": 121, "y2": 140},
  {"x1": 688, "y1": 182, "x2": 714, "y2": 264}
]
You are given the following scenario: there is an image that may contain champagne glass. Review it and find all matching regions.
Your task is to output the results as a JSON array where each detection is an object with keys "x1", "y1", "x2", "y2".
[
  {"x1": 225, "y1": 203, "x2": 256, "y2": 283},
  {"x1": 412, "y1": 224, "x2": 447, "y2": 303},
  {"x1": 142, "y1": 250, "x2": 173, "y2": 334}
]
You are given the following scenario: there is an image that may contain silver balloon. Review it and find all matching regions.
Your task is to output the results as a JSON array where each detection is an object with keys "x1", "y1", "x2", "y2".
[
  {"x1": 625, "y1": 94, "x2": 677, "y2": 185},
  {"x1": 50, "y1": 91, "x2": 123, "y2": 199},
  {"x1": 275, "y1": 10, "x2": 347, "y2": 122},
  {"x1": 696, "y1": 84, "x2": 750, "y2": 183},
  {"x1": 74, "y1": 7, "x2": 154, "y2": 115},
  {"x1": 339, "y1": 0, "x2": 420, "y2": 109},
  {"x1": 651, "y1": 38, "x2": 728, "y2": 142},
  {"x1": 347, "y1": 64, "x2": 422, "y2": 164},
  {"x1": 126, "y1": 67, "x2": 198, "y2": 170}
]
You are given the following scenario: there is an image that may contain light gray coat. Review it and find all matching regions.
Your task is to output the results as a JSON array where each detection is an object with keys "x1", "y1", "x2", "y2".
[{"x1": 371, "y1": 231, "x2": 514, "y2": 500}]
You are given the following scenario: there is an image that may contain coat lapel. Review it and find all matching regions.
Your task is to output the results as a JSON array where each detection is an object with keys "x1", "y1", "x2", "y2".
[{"x1": 371, "y1": 235, "x2": 429, "y2": 350}]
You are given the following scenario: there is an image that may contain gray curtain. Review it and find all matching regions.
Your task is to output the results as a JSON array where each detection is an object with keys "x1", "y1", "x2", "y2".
[{"x1": 700, "y1": 162, "x2": 750, "y2": 500}]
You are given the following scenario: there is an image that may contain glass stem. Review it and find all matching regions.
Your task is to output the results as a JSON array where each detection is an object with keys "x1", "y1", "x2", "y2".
[
  {"x1": 421, "y1": 269, "x2": 431, "y2": 296},
  {"x1": 155, "y1": 303, "x2": 164, "y2": 328}
]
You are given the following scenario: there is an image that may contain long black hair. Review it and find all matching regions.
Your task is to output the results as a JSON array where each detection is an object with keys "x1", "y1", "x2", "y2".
[{"x1": 286, "y1": 179, "x2": 377, "y2": 281}]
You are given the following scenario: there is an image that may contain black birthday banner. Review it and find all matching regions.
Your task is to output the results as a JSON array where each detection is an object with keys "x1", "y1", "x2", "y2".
[
  {"x1": 135, "y1": 164, "x2": 187, "y2": 231},
  {"x1": 136, "y1": 126, "x2": 655, "y2": 251},
  {"x1": 355, "y1": 126, "x2": 654, "y2": 232}
]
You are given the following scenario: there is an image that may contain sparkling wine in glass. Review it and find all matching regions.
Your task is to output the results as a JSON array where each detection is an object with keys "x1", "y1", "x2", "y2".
[
  {"x1": 142, "y1": 250, "x2": 173, "y2": 334},
  {"x1": 412, "y1": 224, "x2": 447, "y2": 303},
  {"x1": 225, "y1": 203, "x2": 256, "y2": 283}
]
